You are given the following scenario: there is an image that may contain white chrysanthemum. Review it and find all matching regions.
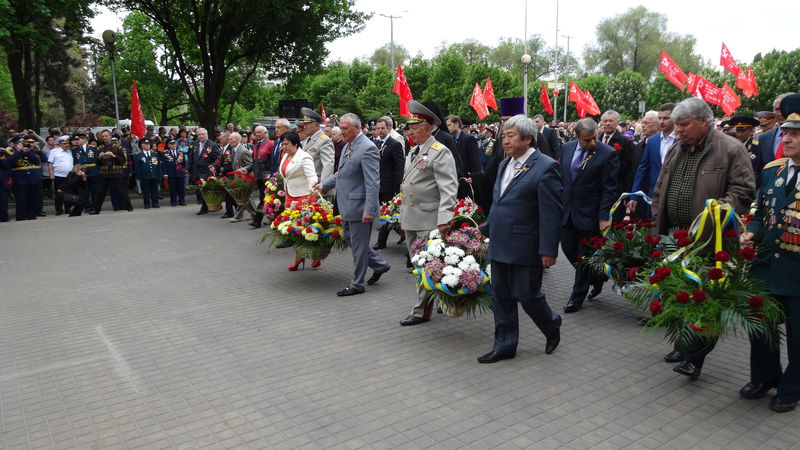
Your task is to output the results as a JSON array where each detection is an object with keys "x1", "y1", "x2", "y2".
[
  {"x1": 458, "y1": 257, "x2": 480, "y2": 272},
  {"x1": 429, "y1": 229, "x2": 441, "y2": 239},
  {"x1": 484, "y1": 238, "x2": 490, "y2": 244},
  {"x1": 444, "y1": 254, "x2": 461, "y2": 265},
  {"x1": 427, "y1": 243, "x2": 442, "y2": 257},
  {"x1": 441, "y1": 274, "x2": 460, "y2": 287},
  {"x1": 442, "y1": 266, "x2": 463, "y2": 277},
  {"x1": 444, "y1": 247, "x2": 465, "y2": 257},
  {"x1": 486, "y1": 264, "x2": 491, "y2": 282}
]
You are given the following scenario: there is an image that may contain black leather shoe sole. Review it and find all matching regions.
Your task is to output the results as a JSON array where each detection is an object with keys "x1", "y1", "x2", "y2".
[
  {"x1": 477, "y1": 351, "x2": 516, "y2": 363},
  {"x1": 664, "y1": 350, "x2": 684, "y2": 363},
  {"x1": 769, "y1": 396, "x2": 797, "y2": 413},
  {"x1": 545, "y1": 315, "x2": 562, "y2": 354},
  {"x1": 372, "y1": 244, "x2": 386, "y2": 250},
  {"x1": 336, "y1": 287, "x2": 364, "y2": 297},
  {"x1": 563, "y1": 301, "x2": 582, "y2": 313},
  {"x1": 367, "y1": 267, "x2": 390, "y2": 285},
  {"x1": 399, "y1": 315, "x2": 429, "y2": 326},
  {"x1": 673, "y1": 362, "x2": 701, "y2": 379},
  {"x1": 740, "y1": 382, "x2": 776, "y2": 399}
]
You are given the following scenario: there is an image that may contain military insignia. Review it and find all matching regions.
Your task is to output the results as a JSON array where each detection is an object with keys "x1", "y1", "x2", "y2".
[
  {"x1": 141, "y1": 157, "x2": 146, "y2": 163},
  {"x1": 776, "y1": 178, "x2": 785, "y2": 187},
  {"x1": 319, "y1": 134, "x2": 329, "y2": 141},
  {"x1": 309, "y1": 147, "x2": 317, "y2": 153},
  {"x1": 151, "y1": 157, "x2": 159, "y2": 165},
  {"x1": 750, "y1": 153, "x2": 756, "y2": 160},
  {"x1": 430, "y1": 142, "x2": 444, "y2": 151},
  {"x1": 767, "y1": 188, "x2": 774, "y2": 195},
  {"x1": 416, "y1": 155, "x2": 429, "y2": 170},
  {"x1": 88, "y1": 151, "x2": 94, "y2": 158}
]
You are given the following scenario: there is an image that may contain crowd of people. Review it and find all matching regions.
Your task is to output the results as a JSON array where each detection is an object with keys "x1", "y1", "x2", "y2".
[{"x1": 2, "y1": 91, "x2": 798, "y2": 413}]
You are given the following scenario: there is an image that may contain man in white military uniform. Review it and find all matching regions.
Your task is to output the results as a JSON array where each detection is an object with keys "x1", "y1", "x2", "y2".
[
  {"x1": 399, "y1": 101, "x2": 459, "y2": 326},
  {"x1": 300, "y1": 107, "x2": 335, "y2": 188}
]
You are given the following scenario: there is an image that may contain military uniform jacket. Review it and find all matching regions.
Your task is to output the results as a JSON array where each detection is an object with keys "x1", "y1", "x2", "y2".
[
  {"x1": 9, "y1": 149, "x2": 41, "y2": 185},
  {"x1": 399, "y1": 135, "x2": 459, "y2": 231},
  {"x1": 0, "y1": 148, "x2": 11, "y2": 190},
  {"x1": 134, "y1": 151, "x2": 163, "y2": 180},
  {"x1": 749, "y1": 158, "x2": 800, "y2": 296},
  {"x1": 72, "y1": 145, "x2": 99, "y2": 177},
  {"x1": 161, "y1": 149, "x2": 187, "y2": 178},
  {"x1": 304, "y1": 130, "x2": 334, "y2": 183}
]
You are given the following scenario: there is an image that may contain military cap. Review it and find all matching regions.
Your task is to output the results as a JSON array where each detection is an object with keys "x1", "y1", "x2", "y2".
[
  {"x1": 140, "y1": 137, "x2": 152, "y2": 145},
  {"x1": 300, "y1": 107, "x2": 324, "y2": 124},
  {"x1": 165, "y1": 138, "x2": 176, "y2": 144},
  {"x1": 780, "y1": 93, "x2": 800, "y2": 130},
  {"x1": 368, "y1": 119, "x2": 377, "y2": 128},
  {"x1": 728, "y1": 115, "x2": 759, "y2": 129},
  {"x1": 9, "y1": 136, "x2": 21, "y2": 144},
  {"x1": 406, "y1": 101, "x2": 441, "y2": 127},
  {"x1": 22, "y1": 135, "x2": 37, "y2": 143},
  {"x1": 55, "y1": 135, "x2": 69, "y2": 144},
  {"x1": 71, "y1": 131, "x2": 85, "y2": 139},
  {"x1": 111, "y1": 136, "x2": 120, "y2": 142},
  {"x1": 755, "y1": 111, "x2": 776, "y2": 124},
  {"x1": 719, "y1": 120, "x2": 731, "y2": 129},
  {"x1": 499, "y1": 97, "x2": 525, "y2": 117},
  {"x1": 421, "y1": 102, "x2": 447, "y2": 128}
]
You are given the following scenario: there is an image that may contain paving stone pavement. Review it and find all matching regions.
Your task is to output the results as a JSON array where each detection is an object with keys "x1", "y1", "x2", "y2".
[{"x1": 1, "y1": 200, "x2": 799, "y2": 449}]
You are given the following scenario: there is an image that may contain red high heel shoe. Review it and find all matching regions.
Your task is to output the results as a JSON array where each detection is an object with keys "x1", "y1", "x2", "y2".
[
  {"x1": 288, "y1": 258, "x2": 305, "y2": 271},
  {"x1": 311, "y1": 259, "x2": 322, "y2": 269}
]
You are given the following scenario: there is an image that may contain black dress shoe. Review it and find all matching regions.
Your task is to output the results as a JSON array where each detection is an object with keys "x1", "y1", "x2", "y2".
[
  {"x1": 37, "y1": 211, "x2": 47, "y2": 217},
  {"x1": 588, "y1": 282, "x2": 603, "y2": 300},
  {"x1": 366, "y1": 267, "x2": 390, "y2": 285},
  {"x1": 196, "y1": 210, "x2": 208, "y2": 215},
  {"x1": 664, "y1": 350, "x2": 684, "y2": 363},
  {"x1": 563, "y1": 299, "x2": 582, "y2": 313},
  {"x1": 477, "y1": 351, "x2": 515, "y2": 363},
  {"x1": 740, "y1": 382, "x2": 776, "y2": 399},
  {"x1": 545, "y1": 315, "x2": 562, "y2": 354},
  {"x1": 249, "y1": 222, "x2": 262, "y2": 229},
  {"x1": 673, "y1": 361, "x2": 701, "y2": 379},
  {"x1": 221, "y1": 213, "x2": 233, "y2": 218},
  {"x1": 275, "y1": 241, "x2": 292, "y2": 249},
  {"x1": 372, "y1": 244, "x2": 386, "y2": 250},
  {"x1": 769, "y1": 396, "x2": 797, "y2": 413},
  {"x1": 400, "y1": 315, "x2": 429, "y2": 326},
  {"x1": 88, "y1": 212, "x2": 100, "y2": 215},
  {"x1": 396, "y1": 237, "x2": 406, "y2": 245},
  {"x1": 336, "y1": 287, "x2": 364, "y2": 297}
]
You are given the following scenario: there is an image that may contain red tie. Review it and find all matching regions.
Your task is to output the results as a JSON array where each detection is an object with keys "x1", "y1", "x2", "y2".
[{"x1": 776, "y1": 141, "x2": 784, "y2": 159}]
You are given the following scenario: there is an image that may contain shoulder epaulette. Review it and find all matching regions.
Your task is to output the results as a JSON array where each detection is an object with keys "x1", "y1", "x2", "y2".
[
  {"x1": 752, "y1": 138, "x2": 759, "y2": 145},
  {"x1": 764, "y1": 157, "x2": 789, "y2": 170},
  {"x1": 319, "y1": 134, "x2": 329, "y2": 141},
  {"x1": 430, "y1": 142, "x2": 444, "y2": 151},
  {"x1": 3, "y1": 148, "x2": 13, "y2": 155}
]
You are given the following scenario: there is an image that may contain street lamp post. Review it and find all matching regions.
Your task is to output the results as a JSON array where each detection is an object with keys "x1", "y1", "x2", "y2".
[
  {"x1": 522, "y1": 54, "x2": 531, "y2": 116},
  {"x1": 102, "y1": 30, "x2": 121, "y2": 130},
  {"x1": 562, "y1": 34, "x2": 572, "y2": 123},
  {"x1": 379, "y1": 13, "x2": 404, "y2": 69}
]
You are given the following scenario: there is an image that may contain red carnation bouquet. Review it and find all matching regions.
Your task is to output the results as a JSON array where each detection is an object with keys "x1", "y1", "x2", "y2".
[
  {"x1": 623, "y1": 200, "x2": 783, "y2": 348},
  {"x1": 220, "y1": 171, "x2": 257, "y2": 205},
  {"x1": 262, "y1": 194, "x2": 347, "y2": 261},
  {"x1": 450, "y1": 197, "x2": 486, "y2": 229}
]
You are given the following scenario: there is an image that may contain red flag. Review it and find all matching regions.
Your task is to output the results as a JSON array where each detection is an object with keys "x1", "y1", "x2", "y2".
[
  {"x1": 692, "y1": 74, "x2": 723, "y2": 107},
  {"x1": 484, "y1": 76, "x2": 497, "y2": 110},
  {"x1": 746, "y1": 66, "x2": 758, "y2": 97},
  {"x1": 659, "y1": 50, "x2": 688, "y2": 91},
  {"x1": 583, "y1": 90, "x2": 601, "y2": 116},
  {"x1": 321, "y1": 103, "x2": 327, "y2": 125},
  {"x1": 719, "y1": 43, "x2": 742, "y2": 77},
  {"x1": 720, "y1": 82, "x2": 742, "y2": 116},
  {"x1": 392, "y1": 65, "x2": 414, "y2": 117},
  {"x1": 685, "y1": 73, "x2": 698, "y2": 94},
  {"x1": 568, "y1": 81, "x2": 587, "y2": 118},
  {"x1": 470, "y1": 82, "x2": 490, "y2": 119},
  {"x1": 130, "y1": 80, "x2": 146, "y2": 140},
  {"x1": 540, "y1": 84, "x2": 553, "y2": 115},
  {"x1": 735, "y1": 67, "x2": 750, "y2": 92}
]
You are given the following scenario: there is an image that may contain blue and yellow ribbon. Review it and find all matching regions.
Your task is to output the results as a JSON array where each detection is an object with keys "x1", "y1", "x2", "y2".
[
  {"x1": 412, "y1": 267, "x2": 492, "y2": 296},
  {"x1": 604, "y1": 191, "x2": 653, "y2": 236}
]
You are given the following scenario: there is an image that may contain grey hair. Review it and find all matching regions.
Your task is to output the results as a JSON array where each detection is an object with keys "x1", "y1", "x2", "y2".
[
  {"x1": 643, "y1": 111, "x2": 658, "y2": 122},
  {"x1": 601, "y1": 110, "x2": 620, "y2": 122},
  {"x1": 378, "y1": 116, "x2": 393, "y2": 128},
  {"x1": 331, "y1": 126, "x2": 341, "y2": 134},
  {"x1": 340, "y1": 113, "x2": 362, "y2": 129},
  {"x1": 275, "y1": 118, "x2": 290, "y2": 128},
  {"x1": 229, "y1": 132, "x2": 241, "y2": 141},
  {"x1": 532, "y1": 114, "x2": 545, "y2": 121},
  {"x1": 574, "y1": 118, "x2": 598, "y2": 135},
  {"x1": 505, "y1": 114, "x2": 538, "y2": 147},
  {"x1": 672, "y1": 97, "x2": 713, "y2": 126},
  {"x1": 254, "y1": 125, "x2": 266, "y2": 133}
]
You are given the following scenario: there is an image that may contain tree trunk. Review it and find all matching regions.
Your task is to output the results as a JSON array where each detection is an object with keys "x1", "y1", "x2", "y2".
[
  {"x1": 33, "y1": 51, "x2": 43, "y2": 130},
  {"x1": 6, "y1": 46, "x2": 35, "y2": 129}
]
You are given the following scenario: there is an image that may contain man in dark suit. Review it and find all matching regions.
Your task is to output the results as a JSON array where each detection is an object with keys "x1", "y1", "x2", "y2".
[
  {"x1": 752, "y1": 92, "x2": 796, "y2": 165},
  {"x1": 477, "y1": 114, "x2": 563, "y2": 363},
  {"x1": 445, "y1": 115, "x2": 482, "y2": 199},
  {"x1": 372, "y1": 116, "x2": 406, "y2": 250},
  {"x1": 533, "y1": 114, "x2": 562, "y2": 161},
  {"x1": 560, "y1": 118, "x2": 619, "y2": 313},
  {"x1": 188, "y1": 127, "x2": 220, "y2": 215},
  {"x1": 631, "y1": 103, "x2": 676, "y2": 201},
  {"x1": 599, "y1": 110, "x2": 635, "y2": 198}
]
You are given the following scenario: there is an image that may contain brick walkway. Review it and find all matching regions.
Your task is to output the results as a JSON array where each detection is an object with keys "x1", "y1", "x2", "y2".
[{"x1": 1, "y1": 201, "x2": 798, "y2": 449}]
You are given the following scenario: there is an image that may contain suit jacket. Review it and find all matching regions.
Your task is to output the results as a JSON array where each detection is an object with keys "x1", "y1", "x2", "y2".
[
  {"x1": 304, "y1": 130, "x2": 335, "y2": 183},
  {"x1": 560, "y1": 140, "x2": 619, "y2": 230},
  {"x1": 321, "y1": 132, "x2": 380, "y2": 221},
  {"x1": 189, "y1": 140, "x2": 220, "y2": 180},
  {"x1": 749, "y1": 158, "x2": 800, "y2": 296},
  {"x1": 601, "y1": 130, "x2": 635, "y2": 194},
  {"x1": 134, "y1": 151, "x2": 162, "y2": 180},
  {"x1": 280, "y1": 148, "x2": 317, "y2": 198},
  {"x1": 377, "y1": 136, "x2": 405, "y2": 194},
  {"x1": 161, "y1": 149, "x2": 187, "y2": 178},
  {"x1": 540, "y1": 127, "x2": 562, "y2": 161},
  {"x1": 752, "y1": 127, "x2": 781, "y2": 164},
  {"x1": 478, "y1": 150, "x2": 563, "y2": 265},
  {"x1": 231, "y1": 143, "x2": 252, "y2": 171},
  {"x1": 399, "y1": 135, "x2": 459, "y2": 231},
  {"x1": 632, "y1": 133, "x2": 663, "y2": 195},
  {"x1": 453, "y1": 131, "x2": 482, "y2": 177}
]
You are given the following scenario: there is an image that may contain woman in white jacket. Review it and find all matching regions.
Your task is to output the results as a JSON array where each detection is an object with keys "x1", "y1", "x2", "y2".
[{"x1": 277, "y1": 130, "x2": 320, "y2": 270}]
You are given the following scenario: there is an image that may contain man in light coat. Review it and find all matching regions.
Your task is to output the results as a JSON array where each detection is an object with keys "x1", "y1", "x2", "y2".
[{"x1": 318, "y1": 113, "x2": 391, "y2": 296}]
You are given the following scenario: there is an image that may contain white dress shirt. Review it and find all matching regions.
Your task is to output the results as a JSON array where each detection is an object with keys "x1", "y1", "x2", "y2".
[{"x1": 500, "y1": 147, "x2": 536, "y2": 195}]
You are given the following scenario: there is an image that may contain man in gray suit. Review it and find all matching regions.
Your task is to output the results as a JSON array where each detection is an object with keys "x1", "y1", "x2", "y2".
[
  {"x1": 398, "y1": 101, "x2": 459, "y2": 326},
  {"x1": 317, "y1": 113, "x2": 391, "y2": 297},
  {"x1": 229, "y1": 132, "x2": 254, "y2": 222}
]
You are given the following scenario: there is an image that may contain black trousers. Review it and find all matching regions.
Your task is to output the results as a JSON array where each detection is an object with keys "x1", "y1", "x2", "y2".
[
  {"x1": 79, "y1": 176, "x2": 97, "y2": 213},
  {"x1": 490, "y1": 261, "x2": 559, "y2": 355},
  {"x1": 53, "y1": 177, "x2": 67, "y2": 214},
  {"x1": 749, "y1": 295, "x2": 800, "y2": 402},
  {"x1": 13, "y1": 183, "x2": 37, "y2": 220},
  {"x1": 677, "y1": 335, "x2": 718, "y2": 370},
  {"x1": 65, "y1": 196, "x2": 85, "y2": 216},
  {"x1": 560, "y1": 220, "x2": 604, "y2": 304},
  {"x1": 140, "y1": 178, "x2": 159, "y2": 207},
  {"x1": 167, "y1": 177, "x2": 186, "y2": 205},
  {"x1": 0, "y1": 185, "x2": 9, "y2": 222},
  {"x1": 224, "y1": 191, "x2": 235, "y2": 215},
  {"x1": 94, "y1": 177, "x2": 132, "y2": 213},
  {"x1": 375, "y1": 192, "x2": 401, "y2": 247}
]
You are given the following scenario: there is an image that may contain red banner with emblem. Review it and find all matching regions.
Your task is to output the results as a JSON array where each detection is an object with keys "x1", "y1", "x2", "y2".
[
  {"x1": 719, "y1": 43, "x2": 742, "y2": 77},
  {"x1": 720, "y1": 82, "x2": 742, "y2": 116},
  {"x1": 540, "y1": 83, "x2": 553, "y2": 115},
  {"x1": 470, "y1": 82, "x2": 490, "y2": 119},
  {"x1": 130, "y1": 80, "x2": 146, "y2": 140},
  {"x1": 483, "y1": 76, "x2": 497, "y2": 110},
  {"x1": 659, "y1": 50, "x2": 688, "y2": 91},
  {"x1": 392, "y1": 65, "x2": 413, "y2": 117}
]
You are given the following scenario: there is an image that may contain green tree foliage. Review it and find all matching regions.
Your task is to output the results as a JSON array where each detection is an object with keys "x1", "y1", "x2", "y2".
[
  {"x1": 0, "y1": 0, "x2": 95, "y2": 128},
  {"x1": 644, "y1": 74, "x2": 691, "y2": 112},
  {"x1": 356, "y1": 65, "x2": 395, "y2": 118},
  {"x1": 368, "y1": 43, "x2": 409, "y2": 68},
  {"x1": 604, "y1": 70, "x2": 647, "y2": 119},
  {"x1": 102, "y1": 0, "x2": 368, "y2": 130},
  {"x1": 422, "y1": 48, "x2": 468, "y2": 117},
  {"x1": 583, "y1": 6, "x2": 702, "y2": 80}
]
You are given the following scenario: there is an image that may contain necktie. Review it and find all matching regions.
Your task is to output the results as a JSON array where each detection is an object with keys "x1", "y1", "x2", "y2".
[
  {"x1": 787, "y1": 164, "x2": 799, "y2": 196},
  {"x1": 570, "y1": 148, "x2": 585, "y2": 181},
  {"x1": 603, "y1": 135, "x2": 610, "y2": 145}
]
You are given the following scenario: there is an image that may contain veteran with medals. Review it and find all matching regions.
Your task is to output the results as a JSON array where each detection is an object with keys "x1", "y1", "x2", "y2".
[
  {"x1": 398, "y1": 101, "x2": 459, "y2": 326},
  {"x1": 300, "y1": 107, "x2": 335, "y2": 197},
  {"x1": 741, "y1": 93, "x2": 800, "y2": 413}
]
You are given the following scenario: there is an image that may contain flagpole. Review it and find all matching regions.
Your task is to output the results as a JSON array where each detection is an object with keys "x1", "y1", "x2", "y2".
[
  {"x1": 554, "y1": 0, "x2": 559, "y2": 121},
  {"x1": 562, "y1": 34, "x2": 572, "y2": 123},
  {"x1": 522, "y1": 0, "x2": 529, "y2": 116}
]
